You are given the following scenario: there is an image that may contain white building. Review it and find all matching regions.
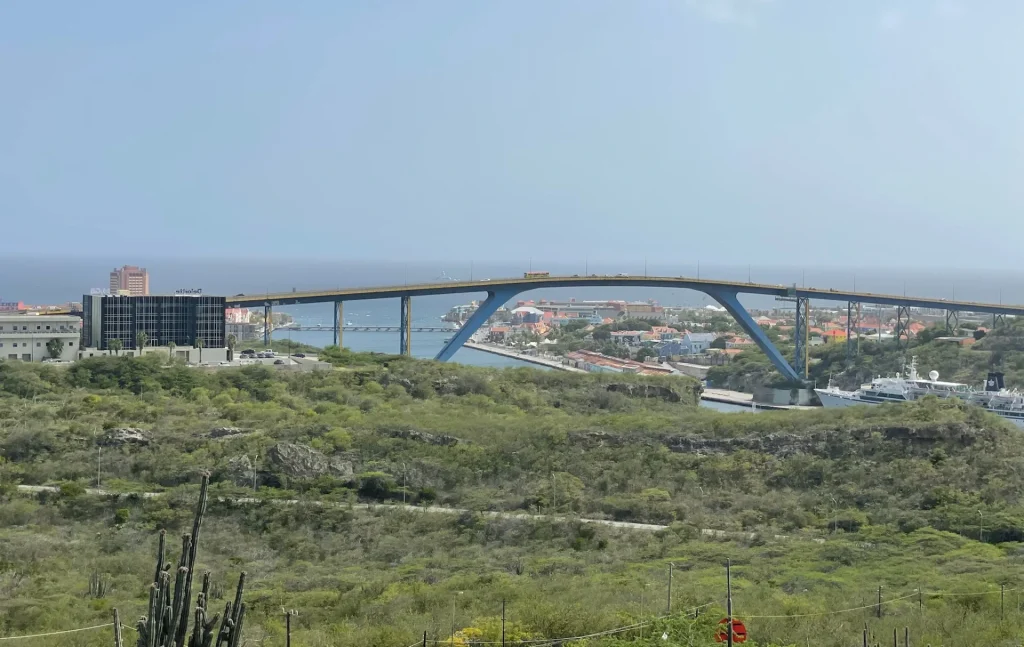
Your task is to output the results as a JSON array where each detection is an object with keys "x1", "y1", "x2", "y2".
[
  {"x1": 78, "y1": 345, "x2": 229, "y2": 364},
  {"x1": 0, "y1": 314, "x2": 81, "y2": 362}
]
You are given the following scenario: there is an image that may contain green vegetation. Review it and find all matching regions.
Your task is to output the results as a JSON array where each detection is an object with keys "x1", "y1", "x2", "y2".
[
  {"x1": 4, "y1": 353, "x2": 1024, "y2": 645},
  {"x1": 709, "y1": 318, "x2": 1024, "y2": 392},
  {"x1": 45, "y1": 338, "x2": 64, "y2": 360}
]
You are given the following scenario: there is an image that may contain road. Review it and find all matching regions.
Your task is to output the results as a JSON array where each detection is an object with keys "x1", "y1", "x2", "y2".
[{"x1": 17, "y1": 485, "x2": 806, "y2": 541}]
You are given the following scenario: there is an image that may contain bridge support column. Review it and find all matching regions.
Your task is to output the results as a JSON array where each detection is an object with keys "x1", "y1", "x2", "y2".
[
  {"x1": 846, "y1": 302, "x2": 853, "y2": 366},
  {"x1": 436, "y1": 288, "x2": 521, "y2": 362},
  {"x1": 794, "y1": 296, "x2": 809, "y2": 380},
  {"x1": 264, "y1": 303, "x2": 272, "y2": 346},
  {"x1": 895, "y1": 305, "x2": 912, "y2": 349},
  {"x1": 945, "y1": 309, "x2": 959, "y2": 332},
  {"x1": 704, "y1": 289, "x2": 802, "y2": 384},
  {"x1": 399, "y1": 296, "x2": 412, "y2": 355},
  {"x1": 333, "y1": 301, "x2": 343, "y2": 347}
]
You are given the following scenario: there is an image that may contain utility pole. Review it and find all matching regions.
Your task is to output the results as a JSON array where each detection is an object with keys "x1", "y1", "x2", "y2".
[
  {"x1": 403, "y1": 462, "x2": 407, "y2": 504},
  {"x1": 667, "y1": 563, "x2": 673, "y2": 615},
  {"x1": 97, "y1": 444, "x2": 102, "y2": 488},
  {"x1": 726, "y1": 559, "x2": 734, "y2": 647},
  {"x1": 640, "y1": 585, "x2": 645, "y2": 641},
  {"x1": 501, "y1": 599, "x2": 506, "y2": 647}
]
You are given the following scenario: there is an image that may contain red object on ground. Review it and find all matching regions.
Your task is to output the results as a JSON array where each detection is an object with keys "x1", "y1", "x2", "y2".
[{"x1": 714, "y1": 618, "x2": 747, "y2": 643}]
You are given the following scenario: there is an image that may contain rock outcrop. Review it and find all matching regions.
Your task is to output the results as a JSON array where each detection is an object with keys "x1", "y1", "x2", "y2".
[
  {"x1": 224, "y1": 455, "x2": 255, "y2": 487},
  {"x1": 209, "y1": 426, "x2": 247, "y2": 439},
  {"x1": 266, "y1": 442, "x2": 354, "y2": 479},
  {"x1": 386, "y1": 428, "x2": 462, "y2": 446},
  {"x1": 100, "y1": 428, "x2": 150, "y2": 447}
]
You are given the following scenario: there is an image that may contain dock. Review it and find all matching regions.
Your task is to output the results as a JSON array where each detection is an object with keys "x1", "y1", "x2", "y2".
[
  {"x1": 701, "y1": 388, "x2": 815, "y2": 411},
  {"x1": 463, "y1": 341, "x2": 586, "y2": 372}
]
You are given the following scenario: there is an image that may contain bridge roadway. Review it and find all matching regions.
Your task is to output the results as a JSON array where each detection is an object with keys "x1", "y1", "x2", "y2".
[
  {"x1": 227, "y1": 275, "x2": 1024, "y2": 383},
  {"x1": 280, "y1": 326, "x2": 455, "y2": 333}
]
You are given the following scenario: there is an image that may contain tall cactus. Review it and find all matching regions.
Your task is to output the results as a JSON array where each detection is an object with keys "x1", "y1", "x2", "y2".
[{"x1": 134, "y1": 474, "x2": 246, "y2": 647}]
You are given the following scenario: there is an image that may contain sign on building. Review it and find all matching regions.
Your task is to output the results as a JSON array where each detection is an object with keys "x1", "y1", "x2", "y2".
[
  {"x1": 174, "y1": 288, "x2": 203, "y2": 296},
  {"x1": 89, "y1": 288, "x2": 110, "y2": 296}
]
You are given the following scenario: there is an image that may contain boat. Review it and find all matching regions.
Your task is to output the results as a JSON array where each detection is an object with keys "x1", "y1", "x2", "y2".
[{"x1": 815, "y1": 357, "x2": 1024, "y2": 428}]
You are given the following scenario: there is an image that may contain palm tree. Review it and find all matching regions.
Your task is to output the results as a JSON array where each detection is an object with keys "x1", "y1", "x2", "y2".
[
  {"x1": 108, "y1": 338, "x2": 123, "y2": 356},
  {"x1": 226, "y1": 334, "x2": 237, "y2": 361},
  {"x1": 195, "y1": 338, "x2": 204, "y2": 364},
  {"x1": 135, "y1": 330, "x2": 148, "y2": 357},
  {"x1": 168, "y1": 341, "x2": 176, "y2": 361}
]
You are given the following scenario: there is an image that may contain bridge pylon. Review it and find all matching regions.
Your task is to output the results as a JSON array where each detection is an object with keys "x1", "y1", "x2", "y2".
[
  {"x1": 399, "y1": 296, "x2": 412, "y2": 355},
  {"x1": 704, "y1": 289, "x2": 803, "y2": 384},
  {"x1": 333, "y1": 301, "x2": 343, "y2": 347}
]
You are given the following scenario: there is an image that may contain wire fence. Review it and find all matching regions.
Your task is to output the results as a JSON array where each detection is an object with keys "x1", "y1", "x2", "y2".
[
  {"x1": 0, "y1": 586, "x2": 1018, "y2": 644},
  {"x1": 0, "y1": 623, "x2": 136, "y2": 642}
]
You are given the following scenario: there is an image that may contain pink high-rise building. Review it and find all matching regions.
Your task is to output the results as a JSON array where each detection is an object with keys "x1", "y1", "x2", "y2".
[{"x1": 109, "y1": 265, "x2": 150, "y2": 296}]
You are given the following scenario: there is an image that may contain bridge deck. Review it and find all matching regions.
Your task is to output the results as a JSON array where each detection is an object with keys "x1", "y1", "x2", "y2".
[{"x1": 227, "y1": 275, "x2": 1024, "y2": 316}]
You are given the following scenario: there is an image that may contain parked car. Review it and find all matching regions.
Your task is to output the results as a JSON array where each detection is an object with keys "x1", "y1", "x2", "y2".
[{"x1": 274, "y1": 359, "x2": 286, "y2": 365}]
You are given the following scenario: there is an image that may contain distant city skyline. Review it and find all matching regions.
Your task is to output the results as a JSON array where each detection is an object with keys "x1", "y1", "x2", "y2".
[{"x1": 2, "y1": 1, "x2": 1022, "y2": 266}]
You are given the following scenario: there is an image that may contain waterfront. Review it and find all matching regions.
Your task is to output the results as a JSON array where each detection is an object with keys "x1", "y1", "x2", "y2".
[{"x1": 273, "y1": 323, "x2": 761, "y2": 413}]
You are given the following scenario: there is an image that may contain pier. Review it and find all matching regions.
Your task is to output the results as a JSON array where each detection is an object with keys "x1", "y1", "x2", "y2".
[{"x1": 463, "y1": 341, "x2": 586, "y2": 372}]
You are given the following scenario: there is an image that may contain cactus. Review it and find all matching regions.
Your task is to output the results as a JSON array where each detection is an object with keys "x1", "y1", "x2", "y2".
[
  {"x1": 89, "y1": 571, "x2": 108, "y2": 598},
  {"x1": 133, "y1": 474, "x2": 246, "y2": 647}
]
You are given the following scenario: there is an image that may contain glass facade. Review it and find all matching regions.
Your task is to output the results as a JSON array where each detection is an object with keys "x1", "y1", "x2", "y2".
[{"x1": 82, "y1": 295, "x2": 226, "y2": 349}]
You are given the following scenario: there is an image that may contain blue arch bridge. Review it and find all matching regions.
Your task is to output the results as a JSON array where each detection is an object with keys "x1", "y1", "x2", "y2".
[{"x1": 226, "y1": 275, "x2": 1024, "y2": 384}]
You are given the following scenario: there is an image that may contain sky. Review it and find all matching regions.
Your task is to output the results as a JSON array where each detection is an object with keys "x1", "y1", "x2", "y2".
[{"x1": 2, "y1": 1, "x2": 1022, "y2": 268}]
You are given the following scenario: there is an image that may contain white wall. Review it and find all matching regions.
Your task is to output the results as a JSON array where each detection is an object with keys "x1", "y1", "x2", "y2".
[{"x1": 0, "y1": 315, "x2": 80, "y2": 361}]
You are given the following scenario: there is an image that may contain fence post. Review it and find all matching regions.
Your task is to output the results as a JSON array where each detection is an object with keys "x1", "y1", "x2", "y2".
[
  {"x1": 904, "y1": 626, "x2": 909, "y2": 647},
  {"x1": 877, "y1": 586, "x2": 882, "y2": 619},
  {"x1": 286, "y1": 610, "x2": 292, "y2": 647},
  {"x1": 862, "y1": 624, "x2": 868, "y2": 647},
  {"x1": 113, "y1": 608, "x2": 123, "y2": 647},
  {"x1": 1001, "y1": 584, "x2": 1005, "y2": 621},
  {"x1": 423, "y1": 630, "x2": 428, "y2": 647},
  {"x1": 502, "y1": 599, "x2": 506, "y2": 647},
  {"x1": 667, "y1": 562, "x2": 673, "y2": 615}
]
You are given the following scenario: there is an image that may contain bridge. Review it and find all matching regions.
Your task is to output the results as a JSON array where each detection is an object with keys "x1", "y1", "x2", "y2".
[
  {"x1": 227, "y1": 275, "x2": 1024, "y2": 383},
  {"x1": 277, "y1": 326, "x2": 456, "y2": 333}
]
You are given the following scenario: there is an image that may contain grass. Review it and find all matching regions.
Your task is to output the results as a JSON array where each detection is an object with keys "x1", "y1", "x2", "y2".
[{"x1": 3, "y1": 353, "x2": 1024, "y2": 645}]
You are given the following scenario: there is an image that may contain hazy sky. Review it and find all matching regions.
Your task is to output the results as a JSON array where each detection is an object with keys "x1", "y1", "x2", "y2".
[{"x1": 2, "y1": 1, "x2": 1021, "y2": 267}]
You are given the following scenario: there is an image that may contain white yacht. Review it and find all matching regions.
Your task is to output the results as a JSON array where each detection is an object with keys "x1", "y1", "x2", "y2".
[{"x1": 815, "y1": 358, "x2": 1024, "y2": 428}]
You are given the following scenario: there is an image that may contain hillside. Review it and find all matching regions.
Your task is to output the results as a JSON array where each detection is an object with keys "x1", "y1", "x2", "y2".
[
  {"x1": 709, "y1": 317, "x2": 1024, "y2": 392},
  {"x1": 3, "y1": 354, "x2": 1024, "y2": 645}
]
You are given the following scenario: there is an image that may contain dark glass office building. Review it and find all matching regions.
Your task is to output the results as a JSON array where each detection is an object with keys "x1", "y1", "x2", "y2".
[{"x1": 82, "y1": 295, "x2": 226, "y2": 350}]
